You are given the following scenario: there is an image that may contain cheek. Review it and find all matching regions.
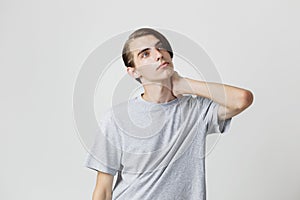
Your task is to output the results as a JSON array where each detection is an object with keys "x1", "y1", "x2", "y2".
[{"x1": 137, "y1": 63, "x2": 158, "y2": 75}]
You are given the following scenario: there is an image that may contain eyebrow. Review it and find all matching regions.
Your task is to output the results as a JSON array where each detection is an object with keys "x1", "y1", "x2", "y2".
[
  {"x1": 137, "y1": 41, "x2": 162, "y2": 57},
  {"x1": 137, "y1": 48, "x2": 150, "y2": 57}
]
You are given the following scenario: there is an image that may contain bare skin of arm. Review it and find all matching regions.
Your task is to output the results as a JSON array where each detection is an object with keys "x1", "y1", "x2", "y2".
[
  {"x1": 171, "y1": 72, "x2": 254, "y2": 120},
  {"x1": 92, "y1": 171, "x2": 114, "y2": 200}
]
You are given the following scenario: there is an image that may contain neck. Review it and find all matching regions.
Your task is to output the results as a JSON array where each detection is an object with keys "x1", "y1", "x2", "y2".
[{"x1": 141, "y1": 79, "x2": 177, "y2": 103}]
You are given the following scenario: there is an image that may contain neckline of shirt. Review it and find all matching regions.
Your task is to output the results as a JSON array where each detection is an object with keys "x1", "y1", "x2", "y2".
[{"x1": 137, "y1": 93, "x2": 180, "y2": 106}]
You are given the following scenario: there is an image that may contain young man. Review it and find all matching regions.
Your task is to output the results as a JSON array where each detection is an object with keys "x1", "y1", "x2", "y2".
[{"x1": 84, "y1": 28, "x2": 253, "y2": 200}]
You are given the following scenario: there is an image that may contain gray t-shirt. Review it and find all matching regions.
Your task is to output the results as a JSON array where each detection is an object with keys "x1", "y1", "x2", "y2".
[{"x1": 84, "y1": 94, "x2": 232, "y2": 200}]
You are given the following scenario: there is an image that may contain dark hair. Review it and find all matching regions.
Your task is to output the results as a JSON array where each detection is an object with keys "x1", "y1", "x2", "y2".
[{"x1": 122, "y1": 28, "x2": 173, "y2": 83}]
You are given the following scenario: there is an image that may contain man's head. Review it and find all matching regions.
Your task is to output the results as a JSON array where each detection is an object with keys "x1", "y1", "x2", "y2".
[{"x1": 122, "y1": 28, "x2": 174, "y2": 84}]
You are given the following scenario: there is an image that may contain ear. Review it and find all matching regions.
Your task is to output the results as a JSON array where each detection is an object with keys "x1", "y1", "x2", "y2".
[{"x1": 127, "y1": 67, "x2": 141, "y2": 79}]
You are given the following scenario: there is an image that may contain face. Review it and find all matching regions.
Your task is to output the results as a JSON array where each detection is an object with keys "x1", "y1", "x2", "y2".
[{"x1": 127, "y1": 35, "x2": 174, "y2": 83}]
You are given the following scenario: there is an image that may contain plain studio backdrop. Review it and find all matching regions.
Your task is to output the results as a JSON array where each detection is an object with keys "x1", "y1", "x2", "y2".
[{"x1": 1, "y1": 0, "x2": 299, "y2": 199}]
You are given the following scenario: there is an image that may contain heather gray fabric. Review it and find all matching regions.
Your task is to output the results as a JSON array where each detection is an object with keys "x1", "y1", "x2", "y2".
[{"x1": 84, "y1": 94, "x2": 232, "y2": 200}]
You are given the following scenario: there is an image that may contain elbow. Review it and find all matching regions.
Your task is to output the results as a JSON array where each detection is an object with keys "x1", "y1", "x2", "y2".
[
  {"x1": 237, "y1": 90, "x2": 254, "y2": 110},
  {"x1": 92, "y1": 190, "x2": 112, "y2": 200}
]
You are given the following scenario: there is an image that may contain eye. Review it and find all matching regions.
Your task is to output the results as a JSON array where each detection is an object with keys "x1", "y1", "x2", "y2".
[{"x1": 141, "y1": 51, "x2": 150, "y2": 58}]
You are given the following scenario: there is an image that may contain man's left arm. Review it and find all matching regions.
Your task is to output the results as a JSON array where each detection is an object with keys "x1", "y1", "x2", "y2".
[{"x1": 171, "y1": 72, "x2": 254, "y2": 120}]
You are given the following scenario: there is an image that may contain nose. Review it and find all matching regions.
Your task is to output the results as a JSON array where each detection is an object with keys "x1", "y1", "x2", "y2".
[{"x1": 154, "y1": 48, "x2": 163, "y2": 61}]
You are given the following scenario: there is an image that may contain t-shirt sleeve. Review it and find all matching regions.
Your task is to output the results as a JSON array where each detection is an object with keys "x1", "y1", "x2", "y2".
[
  {"x1": 83, "y1": 111, "x2": 123, "y2": 176},
  {"x1": 198, "y1": 96, "x2": 232, "y2": 135}
]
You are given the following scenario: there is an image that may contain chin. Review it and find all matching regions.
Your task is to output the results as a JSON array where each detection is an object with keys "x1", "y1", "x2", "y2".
[{"x1": 145, "y1": 69, "x2": 174, "y2": 82}]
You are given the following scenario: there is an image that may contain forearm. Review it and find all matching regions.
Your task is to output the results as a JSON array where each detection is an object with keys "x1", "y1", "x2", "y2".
[{"x1": 180, "y1": 78, "x2": 253, "y2": 109}]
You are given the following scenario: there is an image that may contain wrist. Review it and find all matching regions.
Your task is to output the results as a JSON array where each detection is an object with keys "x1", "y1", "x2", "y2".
[
  {"x1": 178, "y1": 77, "x2": 193, "y2": 94},
  {"x1": 173, "y1": 77, "x2": 190, "y2": 95},
  {"x1": 180, "y1": 78, "x2": 207, "y2": 95}
]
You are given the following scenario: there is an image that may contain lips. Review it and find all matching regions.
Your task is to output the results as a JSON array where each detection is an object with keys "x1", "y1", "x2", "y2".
[{"x1": 157, "y1": 62, "x2": 169, "y2": 70}]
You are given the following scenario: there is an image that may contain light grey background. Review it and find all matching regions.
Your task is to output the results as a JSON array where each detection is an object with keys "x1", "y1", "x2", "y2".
[{"x1": 1, "y1": 0, "x2": 299, "y2": 200}]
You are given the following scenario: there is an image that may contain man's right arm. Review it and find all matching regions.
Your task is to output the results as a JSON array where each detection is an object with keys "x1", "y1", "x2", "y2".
[{"x1": 92, "y1": 171, "x2": 114, "y2": 200}]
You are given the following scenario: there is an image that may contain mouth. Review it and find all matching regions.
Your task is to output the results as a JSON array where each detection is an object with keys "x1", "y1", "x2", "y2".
[{"x1": 157, "y1": 62, "x2": 170, "y2": 70}]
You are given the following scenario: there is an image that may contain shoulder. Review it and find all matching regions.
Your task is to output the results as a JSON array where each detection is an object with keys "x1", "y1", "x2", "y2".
[
  {"x1": 179, "y1": 94, "x2": 212, "y2": 107},
  {"x1": 99, "y1": 96, "x2": 138, "y2": 121},
  {"x1": 97, "y1": 96, "x2": 140, "y2": 133}
]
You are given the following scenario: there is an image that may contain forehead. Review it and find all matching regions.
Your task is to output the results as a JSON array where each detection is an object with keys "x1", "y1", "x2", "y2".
[{"x1": 129, "y1": 35, "x2": 160, "y2": 53}]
